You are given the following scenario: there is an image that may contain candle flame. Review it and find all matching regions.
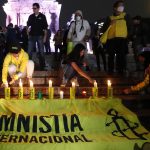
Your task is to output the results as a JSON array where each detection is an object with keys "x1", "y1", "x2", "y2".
[
  {"x1": 82, "y1": 90, "x2": 87, "y2": 95},
  {"x1": 94, "y1": 80, "x2": 97, "y2": 88},
  {"x1": 49, "y1": 80, "x2": 52, "y2": 87},
  {"x1": 29, "y1": 80, "x2": 33, "y2": 87},
  {"x1": 107, "y1": 80, "x2": 111, "y2": 87},
  {"x1": 60, "y1": 91, "x2": 64, "y2": 94},
  {"x1": 72, "y1": 82, "x2": 75, "y2": 88},
  {"x1": 19, "y1": 79, "x2": 23, "y2": 87}
]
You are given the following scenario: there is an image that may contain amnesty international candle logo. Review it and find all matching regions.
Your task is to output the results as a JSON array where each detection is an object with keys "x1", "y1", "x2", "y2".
[
  {"x1": 105, "y1": 109, "x2": 148, "y2": 140},
  {"x1": 0, "y1": 113, "x2": 92, "y2": 144}
]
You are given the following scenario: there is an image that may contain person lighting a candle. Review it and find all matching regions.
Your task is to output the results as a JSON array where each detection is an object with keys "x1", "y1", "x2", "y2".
[
  {"x1": 1, "y1": 41, "x2": 34, "y2": 87},
  {"x1": 61, "y1": 43, "x2": 95, "y2": 87},
  {"x1": 124, "y1": 50, "x2": 150, "y2": 94}
]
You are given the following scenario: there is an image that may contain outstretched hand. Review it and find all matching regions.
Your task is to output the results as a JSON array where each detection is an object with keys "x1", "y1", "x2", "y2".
[
  {"x1": 9, "y1": 79, "x2": 16, "y2": 85},
  {"x1": 1, "y1": 83, "x2": 7, "y2": 88}
]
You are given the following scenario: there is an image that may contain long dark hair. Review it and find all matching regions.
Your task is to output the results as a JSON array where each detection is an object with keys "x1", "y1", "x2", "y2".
[{"x1": 68, "y1": 43, "x2": 86, "y2": 60}]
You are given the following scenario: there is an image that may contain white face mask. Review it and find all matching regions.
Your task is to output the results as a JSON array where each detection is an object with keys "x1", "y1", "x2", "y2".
[
  {"x1": 117, "y1": 6, "x2": 124, "y2": 12},
  {"x1": 76, "y1": 16, "x2": 81, "y2": 21}
]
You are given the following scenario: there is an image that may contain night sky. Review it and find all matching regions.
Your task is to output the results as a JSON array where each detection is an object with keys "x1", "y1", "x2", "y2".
[{"x1": 0, "y1": 0, "x2": 150, "y2": 27}]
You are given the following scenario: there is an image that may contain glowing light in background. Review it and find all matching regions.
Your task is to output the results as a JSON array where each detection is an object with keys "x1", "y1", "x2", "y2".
[{"x1": 2, "y1": 0, "x2": 62, "y2": 32}]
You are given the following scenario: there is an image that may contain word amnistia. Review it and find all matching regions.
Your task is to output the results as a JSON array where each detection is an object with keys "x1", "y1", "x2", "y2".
[{"x1": 0, "y1": 113, "x2": 83, "y2": 133}]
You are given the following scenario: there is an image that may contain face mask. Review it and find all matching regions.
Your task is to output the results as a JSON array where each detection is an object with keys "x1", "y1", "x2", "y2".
[
  {"x1": 117, "y1": 6, "x2": 124, "y2": 12},
  {"x1": 76, "y1": 16, "x2": 81, "y2": 21}
]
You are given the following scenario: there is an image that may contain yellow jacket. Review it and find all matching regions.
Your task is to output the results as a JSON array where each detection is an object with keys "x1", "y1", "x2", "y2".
[
  {"x1": 131, "y1": 74, "x2": 149, "y2": 91},
  {"x1": 107, "y1": 12, "x2": 127, "y2": 40},
  {"x1": 2, "y1": 49, "x2": 29, "y2": 83}
]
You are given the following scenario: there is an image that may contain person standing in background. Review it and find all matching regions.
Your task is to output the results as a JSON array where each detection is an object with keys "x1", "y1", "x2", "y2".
[
  {"x1": 67, "y1": 10, "x2": 91, "y2": 71},
  {"x1": 44, "y1": 28, "x2": 51, "y2": 55},
  {"x1": 132, "y1": 16, "x2": 149, "y2": 71},
  {"x1": 67, "y1": 10, "x2": 91, "y2": 47},
  {"x1": 101, "y1": 0, "x2": 132, "y2": 74},
  {"x1": 53, "y1": 29, "x2": 63, "y2": 60},
  {"x1": 27, "y1": 3, "x2": 48, "y2": 70}
]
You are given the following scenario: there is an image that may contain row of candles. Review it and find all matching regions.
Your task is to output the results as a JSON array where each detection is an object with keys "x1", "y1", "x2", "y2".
[{"x1": 4, "y1": 79, "x2": 113, "y2": 100}]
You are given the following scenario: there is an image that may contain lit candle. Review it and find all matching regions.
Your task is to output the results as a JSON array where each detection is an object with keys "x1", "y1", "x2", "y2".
[
  {"x1": 94, "y1": 81, "x2": 98, "y2": 88},
  {"x1": 60, "y1": 91, "x2": 64, "y2": 99},
  {"x1": 92, "y1": 80, "x2": 98, "y2": 99},
  {"x1": 4, "y1": 82, "x2": 10, "y2": 100},
  {"x1": 107, "y1": 80, "x2": 111, "y2": 87},
  {"x1": 18, "y1": 79, "x2": 23, "y2": 99},
  {"x1": 29, "y1": 80, "x2": 35, "y2": 100},
  {"x1": 19, "y1": 79, "x2": 23, "y2": 87},
  {"x1": 49, "y1": 80, "x2": 52, "y2": 87},
  {"x1": 107, "y1": 80, "x2": 113, "y2": 98},
  {"x1": 48, "y1": 80, "x2": 54, "y2": 100},
  {"x1": 82, "y1": 90, "x2": 87, "y2": 98},
  {"x1": 30, "y1": 80, "x2": 33, "y2": 88},
  {"x1": 70, "y1": 82, "x2": 75, "y2": 100},
  {"x1": 72, "y1": 82, "x2": 75, "y2": 88}
]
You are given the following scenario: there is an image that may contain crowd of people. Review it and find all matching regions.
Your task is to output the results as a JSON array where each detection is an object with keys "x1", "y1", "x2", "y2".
[{"x1": 0, "y1": 0, "x2": 150, "y2": 93}]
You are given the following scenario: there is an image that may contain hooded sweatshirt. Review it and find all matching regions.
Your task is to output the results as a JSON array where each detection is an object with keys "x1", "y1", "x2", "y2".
[{"x1": 67, "y1": 10, "x2": 91, "y2": 45}]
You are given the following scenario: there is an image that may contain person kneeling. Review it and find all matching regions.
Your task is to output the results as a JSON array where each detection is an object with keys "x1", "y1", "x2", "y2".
[
  {"x1": 1, "y1": 41, "x2": 34, "y2": 87},
  {"x1": 61, "y1": 43, "x2": 95, "y2": 87},
  {"x1": 124, "y1": 71, "x2": 149, "y2": 94}
]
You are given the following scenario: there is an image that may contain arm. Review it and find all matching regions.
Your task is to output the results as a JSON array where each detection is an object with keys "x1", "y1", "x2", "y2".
[
  {"x1": 124, "y1": 74, "x2": 149, "y2": 94},
  {"x1": 131, "y1": 74, "x2": 149, "y2": 92},
  {"x1": 27, "y1": 15, "x2": 31, "y2": 36},
  {"x1": 43, "y1": 15, "x2": 48, "y2": 43},
  {"x1": 43, "y1": 29, "x2": 47, "y2": 43},
  {"x1": 71, "y1": 62, "x2": 94, "y2": 84},
  {"x1": 101, "y1": 16, "x2": 111, "y2": 33},
  {"x1": 85, "y1": 20, "x2": 91, "y2": 37},
  {"x1": 11, "y1": 52, "x2": 29, "y2": 82},
  {"x1": 67, "y1": 22, "x2": 75, "y2": 41},
  {"x1": 125, "y1": 14, "x2": 133, "y2": 40},
  {"x1": 84, "y1": 20, "x2": 91, "y2": 41},
  {"x1": 19, "y1": 52, "x2": 29, "y2": 73},
  {"x1": 2, "y1": 55, "x2": 10, "y2": 83}
]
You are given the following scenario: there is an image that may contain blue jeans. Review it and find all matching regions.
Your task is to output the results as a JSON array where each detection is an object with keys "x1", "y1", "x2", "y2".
[
  {"x1": 63, "y1": 63, "x2": 84, "y2": 82},
  {"x1": 63, "y1": 64, "x2": 77, "y2": 81},
  {"x1": 28, "y1": 36, "x2": 45, "y2": 68}
]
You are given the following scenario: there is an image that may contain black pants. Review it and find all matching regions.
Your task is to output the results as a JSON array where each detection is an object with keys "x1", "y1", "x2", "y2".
[
  {"x1": 94, "y1": 46, "x2": 106, "y2": 71},
  {"x1": 54, "y1": 44, "x2": 63, "y2": 60},
  {"x1": 106, "y1": 38, "x2": 128, "y2": 73}
]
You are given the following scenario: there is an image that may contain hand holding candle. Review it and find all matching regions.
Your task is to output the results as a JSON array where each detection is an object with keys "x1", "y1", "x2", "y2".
[{"x1": 29, "y1": 80, "x2": 35, "y2": 100}]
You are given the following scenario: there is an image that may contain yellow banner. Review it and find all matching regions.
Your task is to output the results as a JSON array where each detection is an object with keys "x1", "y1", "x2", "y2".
[{"x1": 0, "y1": 98, "x2": 149, "y2": 150}]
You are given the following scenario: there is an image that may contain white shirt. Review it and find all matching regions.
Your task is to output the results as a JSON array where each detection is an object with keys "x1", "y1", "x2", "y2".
[{"x1": 67, "y1": 19, "x2": 91, "y2": 44}]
